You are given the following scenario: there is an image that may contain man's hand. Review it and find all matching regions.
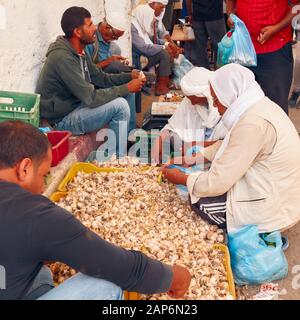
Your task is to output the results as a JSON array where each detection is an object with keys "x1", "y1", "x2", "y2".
[
  {"x1": 131, "y1": 70, "x2": 147, "y2": 84},
  {"x1": 109, "y1": 55, "x2": 125, "y2": 63},
  {"x1": 168, "y1": 42, "x2": 184, "y2": 58},
  {"x1": 131, "y1": 70, "x2": 141, "y2": 79},
  {"x1": 162, "y1": 167, "x2": 188, "y2": 186},
  {"x1": 98, "y1": 55, "x2": 126, "y2": 69},
  {"x1": 168, "y1": 265, "x2": 191, "y2": 299},
  {"x1": 227, "y1": 16, "x2": 234, "y2": 29},
  {"x1": 258, "y1": 25, "x2": 279, "y2": 45},
  {"x1": 127, "y1": 79, "x2": 144, "y2": 93},
  {"x1": 166, "y1": 45, "x2": 177, "y2": 60}
]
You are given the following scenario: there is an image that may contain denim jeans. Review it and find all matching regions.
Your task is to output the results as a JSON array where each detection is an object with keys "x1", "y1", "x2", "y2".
[
  {"x1": 25, "y1": 266, "x2": 124, "y2": 300},
  {"x1": 55, "y1": 95, "x2": 136, "y2": 157}
]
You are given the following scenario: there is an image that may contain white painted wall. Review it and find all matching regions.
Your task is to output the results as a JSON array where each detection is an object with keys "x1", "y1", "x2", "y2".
[{"x1": 0, "y1": 0, "x2": 132, "y2": 93}]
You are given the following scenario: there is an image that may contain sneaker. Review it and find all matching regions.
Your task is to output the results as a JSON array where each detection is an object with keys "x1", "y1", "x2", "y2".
[{"x1": 289, "y1": 91, "x2": 300, "y2": 108}]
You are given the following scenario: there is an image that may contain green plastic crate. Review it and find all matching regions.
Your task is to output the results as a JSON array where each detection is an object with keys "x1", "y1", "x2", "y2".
[{"x1": 0, "y1": 91, "x2": 40, "y2": 127}]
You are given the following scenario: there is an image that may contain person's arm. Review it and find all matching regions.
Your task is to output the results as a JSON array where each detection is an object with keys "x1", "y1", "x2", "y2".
[
  {"x1": 30, "y1": 201, "x2": 177, "y2": 295},
  {"x1": 54, "y1": 55, "x2": 130, "y2": 108},
  {"x1": 157, "y1": 22, "x2": 170, "y2": 41},
  {"x1": 187, "y1": 118, "x2": 276, "y2": 200},
  {"x1": 226, "y1": 0, "x2": 237, "y2": 15},
  {"x1": 258, "y1": 1, "x2": 300, "y2": 45},
  {"x1": 131, "y1": 24, "x2": 164, "y2": 57},
  {"x1": 200, "y1": 140, "x2": 223, "y2": 162},
  {"x1": 226, "y1": 0, "x2": 237, "y2": 28},
  {"x1": 87, "y1": 56, "x2": 132, "y2": 88},
  {"x1": 96, "y1": 56, "x2": 126, "y2": 70}
]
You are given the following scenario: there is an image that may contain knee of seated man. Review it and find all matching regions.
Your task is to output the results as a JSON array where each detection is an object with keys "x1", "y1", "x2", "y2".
[{"x1": 113, "y1": 97, "x2": 131, "y2": 120}]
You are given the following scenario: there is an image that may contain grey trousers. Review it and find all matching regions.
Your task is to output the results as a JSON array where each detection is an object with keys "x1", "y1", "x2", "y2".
[
  {"x1": 192, "y1": 18, "x2": 226, "y2": 69},
  {"x1": 143, "y1": 50, "x2": 172, "y2": 77}
]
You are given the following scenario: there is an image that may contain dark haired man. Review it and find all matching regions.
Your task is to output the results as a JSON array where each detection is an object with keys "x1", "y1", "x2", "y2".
[
  {"x1": 0, "y1": 121, "x2": 191, "y2": 300},
  {"x1": 37, "y1": 7, "x2": 143, "y2": 157}
]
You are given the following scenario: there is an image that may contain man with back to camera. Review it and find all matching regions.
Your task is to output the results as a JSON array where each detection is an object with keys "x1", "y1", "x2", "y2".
[
  {"x1": 37, "y1": 7, "x2": 144, "y2": 157},
  {"x1": 0, "y1": 121, "x2": 191, "y2": 300}
]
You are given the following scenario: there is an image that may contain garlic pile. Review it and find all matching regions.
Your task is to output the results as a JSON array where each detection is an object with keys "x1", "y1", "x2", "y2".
[
  {"x1": 92, "y1": 155, "x2": 147, "y2": 168},
  {"x1": 54, "y1": 163, "x2": 232, "y2": 300}
]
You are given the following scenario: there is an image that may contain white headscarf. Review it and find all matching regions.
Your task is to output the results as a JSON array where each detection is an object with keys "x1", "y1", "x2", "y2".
[
  {"x1": 148, "y1": 0, "x2": 169, "y2": 5},
  {"x1": 210, "y1": 63, "x2": 265, "y2": 159},
  {"x1": 165, "y1": 68, "x2": 227, "y2": 142},
  {"x1": 106, "y1": 12, "x2": 127, "y2": 32},
  {"x1": 132, "y1": 5, "x2": 155, "y2": 45},
  {"x1": 181, "y1": 68, "x2": 223, "y2": 131}
]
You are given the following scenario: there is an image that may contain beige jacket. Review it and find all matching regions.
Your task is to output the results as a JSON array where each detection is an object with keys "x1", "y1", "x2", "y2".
[{"x1": 187, "y1": 97, "x2": 300, "y2": 233}]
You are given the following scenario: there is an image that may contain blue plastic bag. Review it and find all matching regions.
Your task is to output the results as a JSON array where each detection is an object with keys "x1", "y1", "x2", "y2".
[
  {"x1": 228, "y1": 225, "x2": 288, "y2": 286},
  {"x1": 218, "y1": 14, "x2": 257, "y2": 67},
  {"x1": 172, "y1": 54, "x2": 194, "y2": 87}
]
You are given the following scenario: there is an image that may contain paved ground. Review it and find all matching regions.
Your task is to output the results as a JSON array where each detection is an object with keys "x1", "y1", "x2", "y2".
[{"x1": 139, "y1": 93, "x2": 300, "y2": 300}]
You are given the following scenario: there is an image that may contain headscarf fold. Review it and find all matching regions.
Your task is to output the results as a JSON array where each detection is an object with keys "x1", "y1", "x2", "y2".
[
  {"x1": 181, "y1": 68, "x2": 222, "y2": 131},
  {"x1": 166, "y1": 68, "x2": 227, "y2": 142},
  {"x1": 148, "y1": 0, "x2": 169, "y2": 5},
  {"x1": 106, "y1": 11, "x2": 127, "y2": 31},
  {"x1": 210, "y1": 63, "x2": 265, "y2": 159},
  {"x1": 132, "y1": 5, "x2": 155, "y2": 45}
]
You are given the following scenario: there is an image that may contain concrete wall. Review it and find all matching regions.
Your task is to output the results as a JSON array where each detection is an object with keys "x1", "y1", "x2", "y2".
[{"x1": 0, "y1": 0, "x2": 132, "y2": 93}]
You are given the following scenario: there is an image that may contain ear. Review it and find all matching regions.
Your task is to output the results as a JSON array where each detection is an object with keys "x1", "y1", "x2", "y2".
[
  {"x1": 73, "y1": 27, "x2": 83, "y2": 39},
  {"x1": 16, "y1": 158, "x2": 33, "y2": 182}
]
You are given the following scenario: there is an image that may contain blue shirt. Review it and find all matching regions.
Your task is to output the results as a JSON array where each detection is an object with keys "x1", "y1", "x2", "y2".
[{"x1": 86, "y1": 29, "x2": 112, "y2": 63}]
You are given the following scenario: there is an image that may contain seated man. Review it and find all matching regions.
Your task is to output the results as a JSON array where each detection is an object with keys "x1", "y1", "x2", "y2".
[
  {"x1": 131, "y1": 1, "x2": 183, "y2": 96},
  {"x1": 0, "y1": 121, "x2": 191, "y2": 300},
  {"x1": 37, "y1": 7, "x2": 145, "y2": 157},
  {"x1": 163, "y1": 64, "x2": 300, "y2": 233},
  {"x1": 85, "y1": 12, "x2": 132, "y2": 73},
  {"x1": 85, "y1": 12, "x2": 155, "y2": 95}
]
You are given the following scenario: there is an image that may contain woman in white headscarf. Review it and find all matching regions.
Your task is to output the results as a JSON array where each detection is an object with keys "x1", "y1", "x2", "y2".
[
  {"x1": 152, "y1": 67, "x2": 227, "y2": 163},
  {"x1": 131, "y1": 1, "x2": 183, "y2": 95},
  {"x1": 163, "y1": 63, "x2": 300, "y2": 233}
]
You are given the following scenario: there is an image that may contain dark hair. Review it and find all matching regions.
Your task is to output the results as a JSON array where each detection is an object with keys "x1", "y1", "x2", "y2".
[
  {"x1": 61, "y1": 6, "x2": 91, "y2": 39},
  {"x1": 0, "y1": 121, "x2": 51, "y2": 169}
]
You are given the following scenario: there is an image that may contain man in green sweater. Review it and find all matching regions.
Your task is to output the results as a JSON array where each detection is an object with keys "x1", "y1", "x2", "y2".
[{"x1": 37, "y1": 7, "x2": 145, "y2": 157}]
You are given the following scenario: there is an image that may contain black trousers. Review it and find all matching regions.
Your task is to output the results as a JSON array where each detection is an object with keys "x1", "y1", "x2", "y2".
[
  {"x1": 191, "y1": 18, "x2": 227, "y2": 69},
  {"x1": 190, "y1": 193, "x2": 227, "y2": 230},
  {"x1": 249, "y1": 42, "x2": 294, "y2": 115}
]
